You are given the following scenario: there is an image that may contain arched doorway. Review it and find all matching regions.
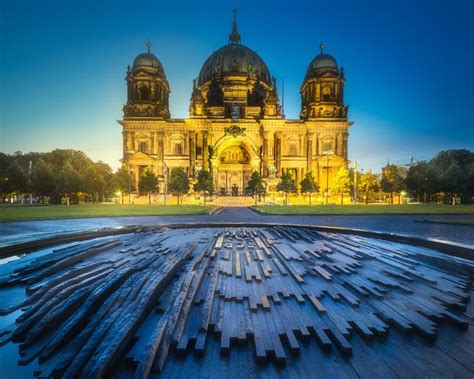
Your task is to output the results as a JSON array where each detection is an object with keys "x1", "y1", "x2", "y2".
[{"x1": 212, "y1": 135, "x2": 260, "y2": 196}]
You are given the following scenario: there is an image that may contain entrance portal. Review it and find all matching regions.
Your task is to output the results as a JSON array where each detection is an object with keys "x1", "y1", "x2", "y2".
[{"x1": 232, "y1": 184, "x2": 239, "y2": 197}]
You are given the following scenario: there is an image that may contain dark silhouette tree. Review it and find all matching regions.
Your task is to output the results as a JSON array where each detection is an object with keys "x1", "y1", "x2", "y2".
[
  {"x1": 31, "y1": 159, "x2": 55, "y2": 202},
  {"x1": 5, "y1": 161, "x2": 28, "y2": 202},
  {"x1": 381, "y1": 165, "x2": 404, "y2": 204},
  {"x1": 138, "y1": 167, "x2": 159, "y2": 205},
  {"x1": 59, "y1": 161, "x2": 83, "y2": 204},
  {"x1": 276, "y1": 172, "x2": 297, "y2": 205},
  {"x1": 112, "y1": 166, "x2": 134, "y2": 204},
  {"x1": 246, "y1": 171, "x2": 266, "y2": 205},
  {"x1": 300, "y1": 171, "x2": 319, "y2": 205},
  {"x1": 193, "y1": 170, "x2": 213, "y2": 205},
  {"x1": 169, "y1": 168, "x2": 190, "y2": 204}
]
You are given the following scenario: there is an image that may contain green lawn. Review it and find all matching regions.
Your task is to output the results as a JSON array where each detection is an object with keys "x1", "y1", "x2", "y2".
[
  {"x1": 254, "y1": 204, "x2": 474, "y2": 215},
  {"x1": 0, "y1": 204, "x2": 216, "y2": 222}
]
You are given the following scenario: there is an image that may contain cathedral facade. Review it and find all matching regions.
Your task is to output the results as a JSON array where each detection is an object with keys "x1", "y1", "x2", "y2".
[{"x1": 119, "y1": 16, "x2": 352, "y2": 197}]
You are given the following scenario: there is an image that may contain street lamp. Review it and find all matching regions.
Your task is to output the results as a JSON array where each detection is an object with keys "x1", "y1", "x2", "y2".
[
  {"x1": 323, "y1": 150, "x2": 333, "y2": 205},
  {"x1": 127, "y1": 150, "x2": 135, "y2": 205}
]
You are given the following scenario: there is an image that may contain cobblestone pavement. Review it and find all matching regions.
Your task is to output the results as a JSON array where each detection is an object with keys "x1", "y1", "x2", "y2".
[{"x1": 0, "y1": 207, "x2": 473, "y2": 247}]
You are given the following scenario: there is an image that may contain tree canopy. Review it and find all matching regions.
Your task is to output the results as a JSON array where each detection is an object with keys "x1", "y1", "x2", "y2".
[
  {"x1": 246, "y1": 171, "x2": 266, "y2": 205},
  {"x1": 194, "y1": 170, "x2": 213, "y2": 204},
  {"x1": 168, "y1": 167, "x2": 190, "y2": 204},
  {"x1": 276, "y1": 172, "x2": 297, "y2": 204},
  {"x1": 359, "y1": 170, "x2": 379, "y2": 204},
  {"x1": 139, "y1": 166, "x2": 159, "y2": 204},
  {"x1": 381, "y1": 164, "x2": 405, "y2": 204},
  {"x1": 300, "y1": 171, "x2": 319, "y2": 205},
  {"x1": 332, "y1": 167, "x2": 351, "y2": 204}
]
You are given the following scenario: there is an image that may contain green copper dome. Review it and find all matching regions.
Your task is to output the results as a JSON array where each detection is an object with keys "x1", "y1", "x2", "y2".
[
  {"x1": 133, "y1": 52, "x2": 164, "y2": 71},
  {"x1": 305, "y1": 43, "x2": 339, "y2": 78},
  {"x1": 198, "y1": 43, "x2": 272, "y2": 86},
  {"x1": 308, "y1": 54, "x2": 338, "y2": 71}
]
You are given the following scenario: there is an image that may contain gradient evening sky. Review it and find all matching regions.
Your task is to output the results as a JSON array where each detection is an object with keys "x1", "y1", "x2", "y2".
[{"x1": 0, "y1": 0, "x2": 473, "y2": 172}]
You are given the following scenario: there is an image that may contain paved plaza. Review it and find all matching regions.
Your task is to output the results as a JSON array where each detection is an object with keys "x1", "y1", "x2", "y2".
[{"x1": 1, "y1": 207, "x2": 473, "y2": 248}]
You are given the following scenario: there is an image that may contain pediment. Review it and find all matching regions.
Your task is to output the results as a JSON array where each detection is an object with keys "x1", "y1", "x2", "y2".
[{"x1": 130, "y1": 151, "x2": 155, "y2": 161}]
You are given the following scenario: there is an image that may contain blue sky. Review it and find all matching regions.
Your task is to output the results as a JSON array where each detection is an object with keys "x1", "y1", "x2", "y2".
[{"x1": 0, "y1": 0, "x2": 473, "y2": 171}]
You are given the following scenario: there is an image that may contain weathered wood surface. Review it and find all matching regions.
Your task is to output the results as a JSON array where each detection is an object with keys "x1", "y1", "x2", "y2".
[{"x1": 0, "y1": 226, "x2": 472, "y2": 378}]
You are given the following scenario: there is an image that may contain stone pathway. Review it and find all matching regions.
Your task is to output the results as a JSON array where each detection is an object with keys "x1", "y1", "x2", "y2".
[{"x1": 0, "y1": 207, "x2": 473, "y2": 248}]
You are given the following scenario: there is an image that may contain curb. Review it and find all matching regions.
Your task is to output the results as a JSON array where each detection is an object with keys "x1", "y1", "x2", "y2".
[
  {"x1": 1, "y1": 222, "x2": 472, "y2": 261},
  {"x1": 207, "y1": 207, "x2": 223, "y2": 215},
  {"x1": 0, "y1": 226, "x2": 141, "y2": 258}
]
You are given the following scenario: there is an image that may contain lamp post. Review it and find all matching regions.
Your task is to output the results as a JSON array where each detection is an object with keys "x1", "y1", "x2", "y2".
[
  {"x1": 127, "y1": 150, "x2": 135, "y2": 205},
  {"x1": 323, "y1": 150, "x2": 333, "y2": 205}
]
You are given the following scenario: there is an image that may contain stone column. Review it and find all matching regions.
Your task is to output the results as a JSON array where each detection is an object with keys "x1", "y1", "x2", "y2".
[
  {"x1": 154, "y1": 132, "x2": 158, "y2": 155},
  {"x1": 202, "y1": 131, "x2": 209, "y2": 171},
  {"x1": 343, "y1": 132, "x2": 348, "y2": 160},
  {"x1": 131, "y1": 132, "x2": 135, "y2": 152},
  {"x1": 315, "y1": 133, "x2": 319, "y2": 157},
  {"x1": 262, "y1": 131, "x2": 269, "y2": 177},
  {"x1": 274, "y1": 132, "x2": 282, "y2": 175},
  {"x1": 306, "y1": 131, "x2": 313, "y2": 172},
  {"x1": 157, "y1": 132, "x2": 164, "y2": 175},
  {"x1": 189, "y1": 132, "x2": 196, "y2": 176},
  {"x1": 122, "y1": 131, "x2": 128, "y2": 160}
]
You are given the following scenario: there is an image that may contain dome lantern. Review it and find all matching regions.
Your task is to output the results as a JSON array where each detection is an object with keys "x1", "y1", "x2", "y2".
[{"x1": 229, "y1": 8, "x2": 241, "y2": 45}]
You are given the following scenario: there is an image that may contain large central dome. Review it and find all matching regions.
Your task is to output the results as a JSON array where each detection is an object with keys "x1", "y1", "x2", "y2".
[
  {"x1": 198, "y1": 44, "x2": 272, "y2": 86},
  {"x1": 197, "y1": 14, "x2": 272, "y2": 86}
]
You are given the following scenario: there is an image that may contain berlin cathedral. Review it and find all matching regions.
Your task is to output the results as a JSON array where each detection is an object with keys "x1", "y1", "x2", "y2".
[{"x1": 119, "y1": 13, "x2": 352, "y2": 196}]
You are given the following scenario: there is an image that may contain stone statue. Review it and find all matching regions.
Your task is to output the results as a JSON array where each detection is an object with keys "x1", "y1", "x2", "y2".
[{"x1": 268, "y1": 165, "x2": 276, "y2": 178}]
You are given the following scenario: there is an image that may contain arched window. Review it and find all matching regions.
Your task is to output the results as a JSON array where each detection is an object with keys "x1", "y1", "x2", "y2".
[
  {"x1": 207, "y1": 81, "x2": 224, "y2": 106},
  {"x1": 174, "y1": 143, "x2": 183, "y2": 156},
  {"x1": 288, "y1": 143, "x2": 298, "y2": 156},
  {"x1": 322, "y1": 86, "x2": 332, "y2": 101},
  {"x1": 138, "y1": 84, "x2": 149, "y2": 101},
  {"x1": 322, "y1": 137, "x2": 333, "y2": 154}
]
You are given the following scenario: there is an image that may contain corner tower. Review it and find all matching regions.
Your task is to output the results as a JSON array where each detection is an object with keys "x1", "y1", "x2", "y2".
[
  {"x1": 300, "y1": 43, "x2": 348, "y2": 121},
  {"x1": 123, "y1": 42, "x2": 170, "y2": 119}
]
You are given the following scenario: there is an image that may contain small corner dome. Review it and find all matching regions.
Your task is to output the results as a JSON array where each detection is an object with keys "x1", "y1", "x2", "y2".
[
  {"x1": 305, "y1": 43, "x2": 339, "y2": 77},
  {"x1": 309, "y1": 54, "x2": 338, "y2": 70},
  {"x1": 133, "y1": 52, "x2": 163, "y2": 70}
]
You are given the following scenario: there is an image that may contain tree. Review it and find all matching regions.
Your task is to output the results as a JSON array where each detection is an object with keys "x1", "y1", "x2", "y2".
[
  {"x1": 380, "y1": 165, "x2": 404, "y2": 204},
  {"x1": 246, "y1": 171, "x2": 266, "y2": 205},
  {"x1": 83, "y1": 164, "x2": 104, "y2": 203},
  {"x1": 300, "y1": 171, "x2": 319, "y2": 205},
  {"x1": 193, "y1": 170, "x2": 213, "y2": 205},
  {"x1": 405, "y1": 162, "x2": 433, "y2": 203},
  {"x1": 5, "y1": 161, "x2": 28, "y2": 199},
  {"x1": 168, "y1": 167, "x2": 190, "y2": 204},
  {"x1": 139, "y1": 166, "x2": 159, "y2": 205},
  {"x1": 94, "y1": 161, "x2": 113, "y2": 201},
  {"x1": 359, "y1": 170, "x2": 379, "y2": 204},
  {"x1": 427, "y1": 150, "x2": 474, "y2": 203},
  {"x1": 31, "y1": 159, "x2": 55, "y2": 202},
  {"x1": 332, "y1": 167, "x2": 351, "y2": 205},
  {"x1": 276, "y1": 172, "x2": 297, "y2": 205},
  {"x1": 59, "y1": 161, "x2": 83, "y2": 204},
  {"x1": 112, "y1": 166, "x2": 135, "y2": 204}
]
